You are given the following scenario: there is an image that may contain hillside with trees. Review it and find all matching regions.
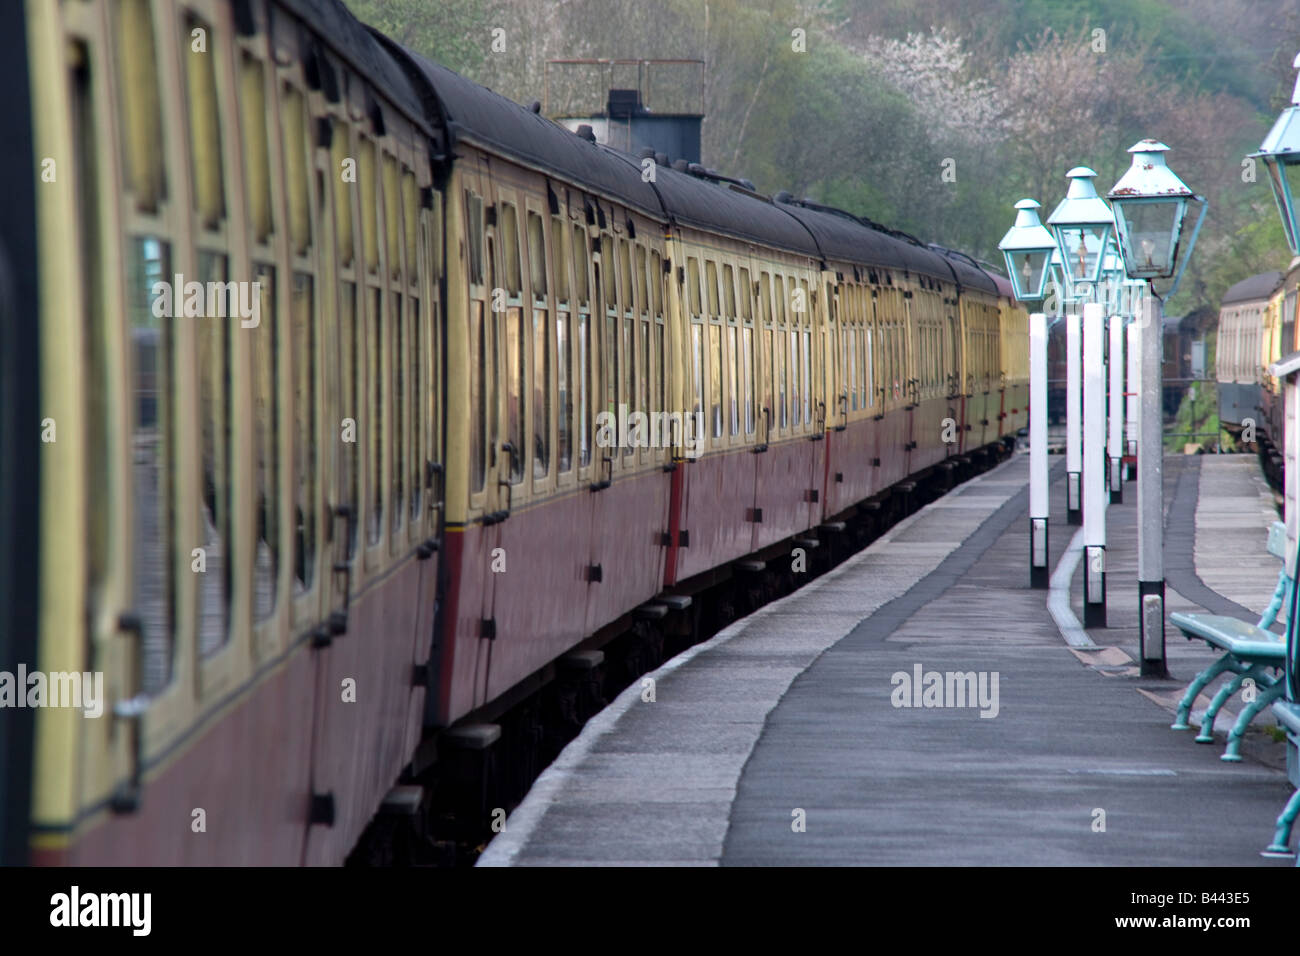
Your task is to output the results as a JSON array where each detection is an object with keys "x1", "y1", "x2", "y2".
[{"x1": 346, "y1": 0, "x2": 1300, "y2": 313}]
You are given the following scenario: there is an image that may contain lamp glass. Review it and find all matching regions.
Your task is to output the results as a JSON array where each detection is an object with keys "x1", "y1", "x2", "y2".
[
  {"x1": 1113, "y1": 197, "x2": 1185, "y2": 277},
  {"x1": 1264, "y1": 155, "x2": 1300, "y2": 255},
  {"x1": 1053, "y1": 224, "x2": 1110, "y2": 286},
  {"x1": 1004, "y1": 249, "x2": 1052, "y2": 301}
]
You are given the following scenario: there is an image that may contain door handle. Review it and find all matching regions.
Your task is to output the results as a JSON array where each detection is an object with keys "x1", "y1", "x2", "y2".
[{"x1": 110, "y1": 612, "x2": 150, "y2": 814}]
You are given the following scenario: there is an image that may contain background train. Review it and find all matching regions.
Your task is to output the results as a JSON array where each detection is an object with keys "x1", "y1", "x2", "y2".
[
  {"x1": 1217, "y1": 263, "x2": 1299, "y2": 486},
  {"x1": 0, "y1": 0, "x2": 1028, "y2": 865}
]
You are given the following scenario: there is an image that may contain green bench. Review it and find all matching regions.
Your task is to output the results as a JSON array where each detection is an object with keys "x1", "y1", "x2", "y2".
[
  {"x1": 1169, "y1": 521, "x2": 1289, "y2": 762},
  {"x1": 1263, "y1": 698, "x2": 1300, "y2": 858}
]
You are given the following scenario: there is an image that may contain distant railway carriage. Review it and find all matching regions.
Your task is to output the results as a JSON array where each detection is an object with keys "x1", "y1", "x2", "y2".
[
  {"x1": 1216, "y1": 271, "x2": 1280, "y2": 435},
  {"x1": 1, "y1": 0, "x2": 1028, "y2": 865}
]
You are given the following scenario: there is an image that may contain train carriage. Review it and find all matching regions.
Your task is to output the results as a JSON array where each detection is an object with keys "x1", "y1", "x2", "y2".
[{"x1": 4, "y1": 0, "x2": 1030, "y2": 865}]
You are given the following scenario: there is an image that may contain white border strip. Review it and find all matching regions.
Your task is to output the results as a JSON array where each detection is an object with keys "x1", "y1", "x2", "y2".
[{"x1": 1048, "y1": 526, "x2": 1097, "y2": 648}]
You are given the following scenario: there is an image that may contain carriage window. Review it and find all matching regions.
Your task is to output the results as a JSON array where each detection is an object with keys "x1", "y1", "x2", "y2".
[
  {"x1": 332, "y1": 131, "x2": 354, "y2": 268},
  {"x1": 790, "y1": 329, "x2": 801, "y2": 426},
  {"x1": 403, "y1": 172, "x2": 419, "y2": 280},
  {"x1": 129, "y1": 237, "x2": 174, "y2": 690},
  {"x1": 603, "y1": 308, "x2": 617, "y2": 446},
  {"x1": 552, "y1": 216, "x2": 568, "y2": 303},
  {"x1": 410, "y1": 299, "x2": 423, "y2": 521},
  {"x1": 709, "y1": 323, "x2": 722, "y2": 438},
  {"x1": 579, "y1": 310, "x2": 591, "y2": 468},
  {"x1": 635, "y1": 245, "x2": 648, "y2": 315},
  {"x1": 471, "y1": 301, "x2": 487, "y2": 492},
  {"x1": 359, "y1": 138, "x2": 378, "y2": 272},
  {"x1": 528, "y1": 211, "x2": 547, "y2": 299},
  {"x1": 602, "y1": 235, "x2": 617, "y2": 305},
  {"x1": 738, "y1": 268, "x2": 752, "y2": 320},
  {"x1": 742, "y1": 326, "x2": 754, "y2": 434},
  {"x1": 760, "y1": 273, "x2": 772, "y2": 324},
  {"x1": 383, "y1": 155, "x2": 401, "y2": 281},
  {"x1": 391, "y1": 293, "x2": 405, "y2": 534},
  {"x1": 776, "y1": 330, "x2": 787, "y2": 429},
  {"x1": 723, "y1": 265, "x2": 736, "y2": 318},
  {"x1": 115, "y1": 0, "x2": 166, "y2": 212},
  {"x1": 655, "y1": 322, "x2": 666, "y2": 430},
  {"x1": 706, "y1": 261, "x2": 719, "y2": 317},
  {"x1": 284, "y1": 86, "x2": 311, "y2": 256},
  {"x1": 623, "y1": 317, "x2": 635, "y2": 456},
  {"x1": 501, "y1": 203, "x2": 522, "y2": 296},
  {"x1": 197, "y1": 251, "x2": 230, "y2": 656},
  {"x1": 620, "y1": 239, "x2": 634, "y2": 313},
  {"x1": 847, "y1": 326, "x2": 857, "y2": 411},
  {"x1": 688, "y1": 258, "x2": 701, "y2": 316},
  {"x1": 729, "y1": 324, "x2": 739, "y2": 436},
  {"x1": 534, "y1": 307, "x2": 551, "y2": 478},
  {"x1": 802, "y1": 329, "x2": 812, "y2": 424},
  {"x1": 252, "y1": 264, "x2": 280, "y2": 617},
  {"x1": 292, "y1": 274, "x2": 316, "y2": 593},
  {"x1": 507, "y1": 305, "x2": 525, "y2": 483},
  {"x1": 558, "y1": 311, "x2": 572, "y2": 472},
  {"x1": 640, "y1": 318, "x2": 650, "y2": 420},
  {"x1": 650, "y1": 251, "x2": 663, "y2": 315},
  {"x1": 239, "y1": 54, "x2": 272, "y2": 243},
  {"x1": 774, "y1": 276, "x2": 786, "y2": 325},
  {"x1": 573, "y1": 224, "x2": 589, "y2": 302},
  {"x1": 691, "y1": 324, "x2": 704, "y2": 420},
  {"x1": 467, "y1": 192, "x2": 484, "y2": 285},
  {"x1": 340, "y1": 282, "x2": 359, "y2": 553},
  {"x1": 367, "y1": 287, "x2": 383, "y2": 543},
  {"x1": 183, "y1": 14, "x2": 223, "y2": 228}
]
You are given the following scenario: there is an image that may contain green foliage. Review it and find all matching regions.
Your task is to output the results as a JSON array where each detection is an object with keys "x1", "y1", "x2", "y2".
[
  {"x1": 342, "y1": 0, "x2": 488, "y2": 76},
  {"x1": 344, "y1": 0, "x2": 1300, "y2": 317}
]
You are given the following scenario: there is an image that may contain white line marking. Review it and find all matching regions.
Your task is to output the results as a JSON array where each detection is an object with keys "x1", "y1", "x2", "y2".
[{"x1": 1048, "y1": 526, "x2": 1098, "y2": 648}]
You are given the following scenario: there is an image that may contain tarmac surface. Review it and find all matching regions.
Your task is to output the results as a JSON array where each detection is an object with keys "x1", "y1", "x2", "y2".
[{"x1": 478, "y1": 451, "x2": 1294, "y2": 866}]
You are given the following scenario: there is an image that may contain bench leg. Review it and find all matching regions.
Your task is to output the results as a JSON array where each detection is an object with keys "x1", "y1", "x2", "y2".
[
  {"x1": 1195, "y1": 665, "x2": 1257, "y2": 743},
  {"x1": 1173, "y1": 654, "x2": 1241, "y2": 731},
  {"x1": 1263, "y1": 787, "x2": 1300, "y2": 857},
  {"x1": 1221, "y1": 677, "x2": 1283, "y2": 762}
]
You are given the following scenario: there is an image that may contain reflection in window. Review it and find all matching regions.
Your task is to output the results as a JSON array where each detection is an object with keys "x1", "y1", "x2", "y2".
[
  {"x1": 251, "y1": 264, "x2": 279, "y2": 620},
  {"x1": 507, "y1": 306, "x2": 525, "y2": 483},
  {"x1": 470, "y1": 301, "x2": 486, "y2": 492},
  {"x1": 367, "y1": 287, "x2": 383, "y2": 544},
  {"x1": 391, "y1": 293, "x2": 404, "y2": 534},
  {"x1": 292, "y1": 274, "x2": 315, "y2": 593},
  {"x1": 534, "y1": 308, "x2": 550, "y2": 477},
  {"x1": 558, "y1": 310, "x2": 572, "y2": 472},
  {"x1": 130, "y1": 237, "x2": 173, "y2": 691},
  {"x1": 340, "y1": 282, "x2": 359, "y2": 554},
  {"x1": 197, "y1": 251, "x2": 230, "y2": 656}
]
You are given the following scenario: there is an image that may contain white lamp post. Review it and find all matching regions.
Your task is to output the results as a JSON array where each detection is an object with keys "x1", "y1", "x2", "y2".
[
  {"x1": 1108, "y1": 140, "x2": 1207, "y2": 675},
  {"x1": 999, "y1": 199, "x2": 1057, "y2": 588},
  {"x1": 1049, "y1": 167, "x2": 1115, "y2": 626}
]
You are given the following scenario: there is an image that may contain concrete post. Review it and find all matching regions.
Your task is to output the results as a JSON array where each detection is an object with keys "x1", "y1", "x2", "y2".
[
  {"x1": 1067, "y1": 311, "x2": 1082, "y2": 525},
  {"x1": 1030, "y1": 312, "x2": 1049, "y2": 588},
  {"x1": 1108, "y1": 314, "x2": 1124, "y2": 503},
  {"x1": 1083, "y1": 302, "x2": 1107, "y2": 627},
  {"x1": 1126, "y1": 320, "x2": 1139, "y2": 469},
  {"x1": 1137, "y1": 289, "x2": 1166, "y2": 675}
]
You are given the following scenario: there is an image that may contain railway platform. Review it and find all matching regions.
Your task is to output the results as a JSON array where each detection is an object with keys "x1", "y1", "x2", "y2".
[{"x1": 477, "y1": 451, "x2": 1295, "y2": 866}]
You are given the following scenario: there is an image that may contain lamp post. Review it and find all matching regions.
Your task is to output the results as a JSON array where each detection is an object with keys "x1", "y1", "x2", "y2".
[
  {"x1": 1252, "y1": 52, "x2": 1300, "y2": 257},
  {"x1": 1108, "y1": 139, "x2": 1207, "y2": 676},
  {"x1": 1124, "y1": 279, "x2": 1143, "y2": 469},
  {"x1": 1048, "y1": 167, "x2": 1115, "y2": 626},
  {"x1": 1104, "y1": 242, "x2": 1127, "y2": 504},
  {"x1": 999, "y1": 199, "x2": 1057, "y2": 588}
]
